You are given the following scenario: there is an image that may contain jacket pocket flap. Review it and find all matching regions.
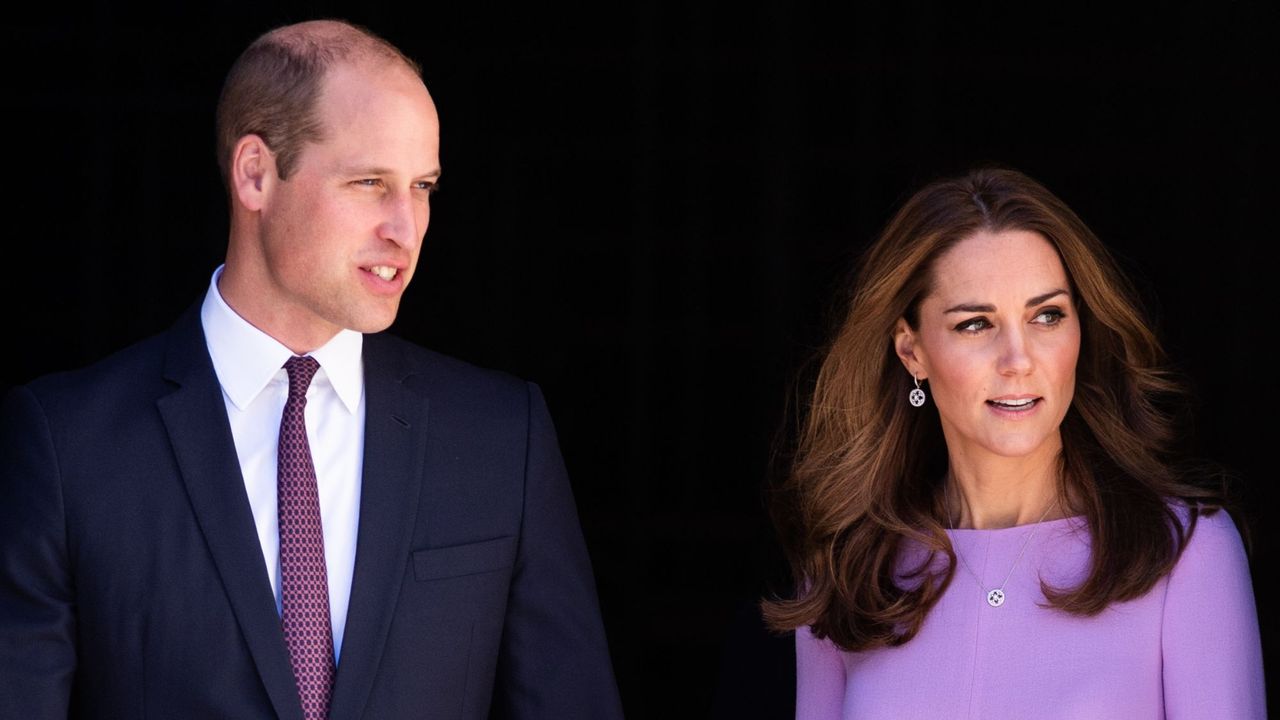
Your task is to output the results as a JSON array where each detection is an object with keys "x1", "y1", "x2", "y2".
[{"x1": 413, "y1": 536, "x2": 517, "y2": 581}]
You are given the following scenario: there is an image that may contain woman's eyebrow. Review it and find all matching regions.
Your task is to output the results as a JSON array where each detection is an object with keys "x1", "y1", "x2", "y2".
[{"x1": 943, "y1": 289, "x2": 1069, "y2": 314}]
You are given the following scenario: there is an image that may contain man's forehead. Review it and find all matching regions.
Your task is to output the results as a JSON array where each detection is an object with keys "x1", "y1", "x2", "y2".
[
  {"x1": 316, "y1": 59, "x2": 431, "y2": 116},
  {"x1": 296, "y1": 63, "x2": 438, "y2": 175}
]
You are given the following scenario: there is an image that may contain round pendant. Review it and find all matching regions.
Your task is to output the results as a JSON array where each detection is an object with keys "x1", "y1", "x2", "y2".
[
  {"x1": 986, "y1": 588, "x2": 1005, "y2": 607},
  {"x1": 909, "y1": 388, "x2": 926, "y2": 407}
]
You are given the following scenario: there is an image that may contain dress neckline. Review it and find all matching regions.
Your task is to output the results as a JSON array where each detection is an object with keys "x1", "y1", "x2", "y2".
[{"x1": 945, "y1": 514, "x2": 1085, "y2": 536}]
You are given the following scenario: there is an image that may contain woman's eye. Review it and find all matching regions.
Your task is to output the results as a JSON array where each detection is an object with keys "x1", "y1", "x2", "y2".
[
  {"x1": 1034, "y1": 308, "x2": 1066, "y2": 325},
  {"x1": 955, "y1": 317, "x2": 990, "y2": 333}
]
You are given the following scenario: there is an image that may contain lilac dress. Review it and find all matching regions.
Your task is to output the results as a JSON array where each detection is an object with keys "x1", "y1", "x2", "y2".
[{"x1": 796, "y1": 511, "x2": 1265, "y2": 719}]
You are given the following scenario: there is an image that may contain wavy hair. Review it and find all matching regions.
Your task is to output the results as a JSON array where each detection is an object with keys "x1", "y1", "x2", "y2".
[{"x1": 763, "y1": 167, "x2": 1227, "y2": 651}]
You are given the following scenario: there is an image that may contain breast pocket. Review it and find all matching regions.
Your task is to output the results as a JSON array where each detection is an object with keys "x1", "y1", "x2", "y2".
[{"x1": 412, "y1": 536, "x2": 517, "y2": 581}]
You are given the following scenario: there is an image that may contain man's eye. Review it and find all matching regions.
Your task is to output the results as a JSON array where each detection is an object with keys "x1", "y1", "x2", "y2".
[
  {"x1": 414, "y1": 181, "x2": 439, "y2": 193},
  {"x1": 354, "y1": 179, "x2": 381, "y2": 187}
]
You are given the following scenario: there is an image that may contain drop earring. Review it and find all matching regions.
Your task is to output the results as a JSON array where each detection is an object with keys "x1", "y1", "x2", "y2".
[{"x1": 909, "y1": 374, "x2": 926, "y2": 407}]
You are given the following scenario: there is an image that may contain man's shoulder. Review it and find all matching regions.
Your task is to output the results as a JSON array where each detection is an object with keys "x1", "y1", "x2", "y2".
[
  {"x1": 14, "y1": 297, "x2": 209, "y2": 414},
  {"x1": 363, "y1": 332, "x2": 539, "y2": 416},
  {"x1": 20, "y1": 323, "x2": 178, "y2": 411},
  {"x1": 366, "y1": 332, "x2": 520, "y2": 383},
  {"x1": 2, "y1": 313, "x2": 195, "y2": 447}
]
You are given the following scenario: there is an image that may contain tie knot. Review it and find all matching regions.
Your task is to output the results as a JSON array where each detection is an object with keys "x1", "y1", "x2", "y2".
[{"x1": 283, "y1": 356, "x2": 321, "y2": 400}]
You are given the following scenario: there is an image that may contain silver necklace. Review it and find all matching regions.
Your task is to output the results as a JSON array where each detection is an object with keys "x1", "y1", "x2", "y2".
[{"x1": 945, "y1": 482, "x2": 1059, "y2": 608}]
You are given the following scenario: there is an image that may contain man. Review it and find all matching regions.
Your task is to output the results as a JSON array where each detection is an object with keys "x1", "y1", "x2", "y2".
[{"x1": 0, "y1": 20, "x2": 623, "y2": 720}]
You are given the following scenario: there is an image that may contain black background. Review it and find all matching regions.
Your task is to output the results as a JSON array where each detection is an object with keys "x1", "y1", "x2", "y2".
[{"x1": 4, "y1": 2, "x2": 1275, "y2": 716}]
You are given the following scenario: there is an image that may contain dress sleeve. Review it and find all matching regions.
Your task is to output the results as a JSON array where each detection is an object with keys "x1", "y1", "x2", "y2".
[
  {"x1": 1161, "y1": 510, "x2": 1265, "y2": 719},
  {"x1": 795, "y1": 625, "x2": 846, "y2": 720}
]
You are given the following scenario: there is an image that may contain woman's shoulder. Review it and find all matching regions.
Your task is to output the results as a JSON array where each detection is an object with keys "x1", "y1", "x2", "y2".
[
  {"x1": 1166, "y1": 504, "x2": 1250, "y2": 590},
  {"x1": 1159, "y1": 505, "x2": 1265, "y2": 715},
  {"x1": 1173, "y1": 503, "x2": 1244, "y2": 546}
]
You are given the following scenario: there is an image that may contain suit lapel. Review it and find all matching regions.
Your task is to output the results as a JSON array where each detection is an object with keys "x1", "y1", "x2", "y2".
[
  {"x1": 155, "y1": 305, "x2": 303, "y2": 720},
  {"x1": 329, "y1": 335, "x2": 429, "y2": 720}
]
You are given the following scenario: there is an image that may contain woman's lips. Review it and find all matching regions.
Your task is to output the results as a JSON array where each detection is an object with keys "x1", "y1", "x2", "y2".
[{"x1": 986, "y1": 397, "x2": 1041, "y2": 415}]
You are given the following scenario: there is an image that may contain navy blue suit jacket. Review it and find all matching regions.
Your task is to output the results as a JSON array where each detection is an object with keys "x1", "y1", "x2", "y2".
[{"x1": 0, "y1": 304, "x2": 623, "y2": 719}]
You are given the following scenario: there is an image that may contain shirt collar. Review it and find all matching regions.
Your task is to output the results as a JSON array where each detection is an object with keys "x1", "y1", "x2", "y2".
[{"x1": 200, "y1": 265, "x2": 364, "y2": 413}]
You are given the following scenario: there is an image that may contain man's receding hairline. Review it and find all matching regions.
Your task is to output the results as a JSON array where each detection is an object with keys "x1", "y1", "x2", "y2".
[
  {"x1": 216, "y1": 19, "x2": 424, "y2": 185},
  {"x1": 256, "y1": 19, "x2": 420, "y2": 77}
]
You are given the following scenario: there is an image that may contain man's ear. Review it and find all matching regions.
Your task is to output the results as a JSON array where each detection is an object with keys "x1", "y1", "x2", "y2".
[
  {"x1": 230, "y1": 134, "x2": 276, "y2": 213},
  {"x1": 893, "y1": 317, "x2": 927, "y2": 381}
]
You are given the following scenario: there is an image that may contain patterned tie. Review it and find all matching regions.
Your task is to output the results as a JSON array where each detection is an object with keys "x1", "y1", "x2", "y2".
[{"x1": 278, "y1": 356, "x2": 336, "y2": 720}]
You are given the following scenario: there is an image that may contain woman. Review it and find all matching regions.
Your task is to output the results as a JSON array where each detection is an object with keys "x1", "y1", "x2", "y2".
[{"x1": 764, "y1": 168, "x2": 1264, "y2": 718}]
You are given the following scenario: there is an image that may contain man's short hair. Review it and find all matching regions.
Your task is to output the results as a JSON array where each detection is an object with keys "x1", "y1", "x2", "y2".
[{"x1": 215, "y1": 20, "x2": 422, "y2": 184}]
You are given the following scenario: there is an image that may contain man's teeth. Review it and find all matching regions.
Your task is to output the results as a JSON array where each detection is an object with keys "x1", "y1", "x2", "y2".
[
  {"x1": 369, "y1": 266, "x2": 397, "y2": 281},
  {"x1": 991, "y1": 398, "x2": 1036, "y2": 408}
]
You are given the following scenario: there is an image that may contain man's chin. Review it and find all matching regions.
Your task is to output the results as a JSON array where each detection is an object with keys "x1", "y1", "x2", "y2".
[{"x1": 345, "y1": 307, "x2": 401, "y2": 335}]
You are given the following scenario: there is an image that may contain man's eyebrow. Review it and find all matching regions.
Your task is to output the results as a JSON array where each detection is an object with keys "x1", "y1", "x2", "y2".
[
  {"x1": 340, "y1": 166, "x2": 442, "y2": 179},
  {"x1": 943, "y1": 289, "x2": 1070, "y2": 314}
]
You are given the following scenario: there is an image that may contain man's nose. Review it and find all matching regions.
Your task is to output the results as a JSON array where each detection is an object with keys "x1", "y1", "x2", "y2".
[{"x1": 377, "y1": 191, "x2": 424, "y2": 249}]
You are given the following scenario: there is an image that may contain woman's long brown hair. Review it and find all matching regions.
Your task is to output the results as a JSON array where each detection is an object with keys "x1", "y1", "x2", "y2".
[{"x1": 763, "y1": 168, "x2": 1227, "y2": 651}]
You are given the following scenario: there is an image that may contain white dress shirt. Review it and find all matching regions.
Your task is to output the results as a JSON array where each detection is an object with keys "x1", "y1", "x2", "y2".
[{"x1": 199, "y1": 266, "x2": 364, "y2": 663}]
